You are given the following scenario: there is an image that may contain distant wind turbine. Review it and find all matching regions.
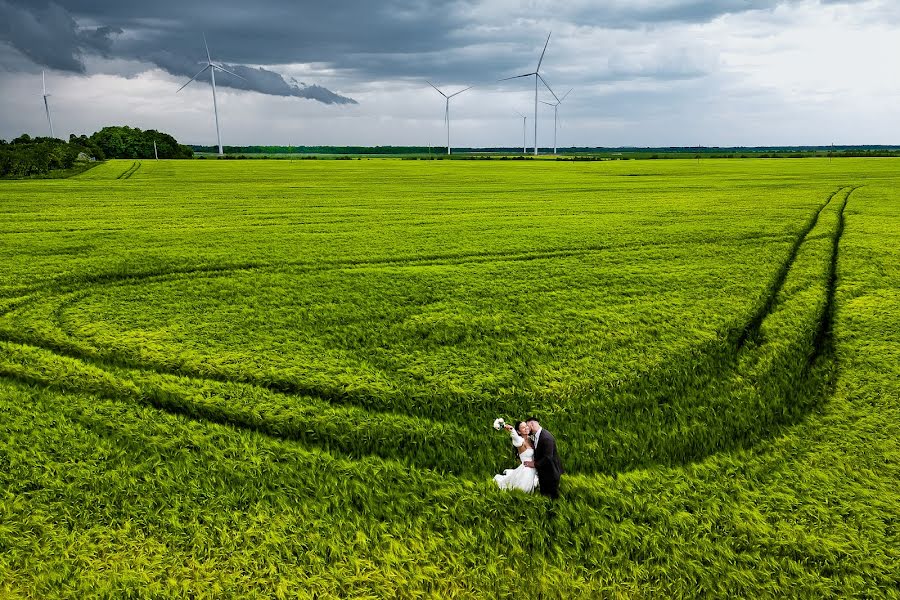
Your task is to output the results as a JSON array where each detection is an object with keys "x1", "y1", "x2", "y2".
[
  {"x1": 499, "y1": 32, "x2": 558, "y2": 155},
  {"x1": 540, "y1": 88, "x2": 572, "y2": 155},
  {"x1": 427, "y1": 81, "x2": 471, "y2": 155},
  {"x1": 176, "y1": 34, "x2": 247, "y2": 156},
  {"x1": 515, "y1": 111, "x2": 527, "y2": 154},
  {"x1": 42, "y1": 71, "x2": 54, "y2": 138}
]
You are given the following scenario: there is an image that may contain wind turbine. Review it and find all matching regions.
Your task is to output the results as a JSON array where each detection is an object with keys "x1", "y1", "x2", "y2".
[
  {"x1": 515, "y1": 111, "x2": 527, "y2": 154},
  {"x1": 499, "y1": 32, "x2": 558, "y2": 155},
  {"x1": 540, "y1": 88, "x2": 572, "y2": 155},
  {"x1": 177, "y1": 34, "x2": 247, "y2": 156},
  {"x1": 41, "y1": 71, "x2": 54, "y2": 138},
  {"x1": 427, "y1": 81, "x2": 471, "y2": 155}
]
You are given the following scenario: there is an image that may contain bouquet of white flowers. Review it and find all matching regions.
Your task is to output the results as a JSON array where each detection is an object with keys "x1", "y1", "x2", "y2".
[{"x1": 493, "y1": 417, "x2": 506, "y2": 430}]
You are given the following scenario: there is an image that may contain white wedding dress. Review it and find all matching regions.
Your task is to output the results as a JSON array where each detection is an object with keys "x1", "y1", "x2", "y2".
[{"x1": 494, "y1": 445, "x2": 539, "y2": 493}]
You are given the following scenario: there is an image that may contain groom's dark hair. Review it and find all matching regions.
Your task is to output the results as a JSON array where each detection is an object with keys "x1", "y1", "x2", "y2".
[{"x1": 526, "y1": 416, "x2": 540, "y2": 424}]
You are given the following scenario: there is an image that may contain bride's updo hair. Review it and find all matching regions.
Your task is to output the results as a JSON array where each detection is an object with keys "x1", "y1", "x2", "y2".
[{"x1": 514, "y1": 421, "x2": 526, "y2": 434}]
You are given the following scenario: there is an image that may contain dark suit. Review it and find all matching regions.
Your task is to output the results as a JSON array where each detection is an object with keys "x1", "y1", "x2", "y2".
[{"x1": 532, "y1": 428, "x2": 563, "y2": 499}]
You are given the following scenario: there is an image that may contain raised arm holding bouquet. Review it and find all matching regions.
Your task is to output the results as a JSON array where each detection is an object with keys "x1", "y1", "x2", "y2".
[{"x1": 492, "y1": 419, "x2": 538, "y2": 493}]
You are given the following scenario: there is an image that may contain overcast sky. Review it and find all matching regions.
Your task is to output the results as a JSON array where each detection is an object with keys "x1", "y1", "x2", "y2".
[{"x1": 1, "y1": 0, "x2": 899, "y2": 147}]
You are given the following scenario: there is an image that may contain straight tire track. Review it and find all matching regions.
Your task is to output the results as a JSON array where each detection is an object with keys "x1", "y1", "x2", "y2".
[{"x1": 736, "y1": 187, "x2": 846, "y2": 349}]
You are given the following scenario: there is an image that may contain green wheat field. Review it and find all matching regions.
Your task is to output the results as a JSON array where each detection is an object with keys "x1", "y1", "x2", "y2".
[{"x1": 1, "y1": 158, "x2": 898, "y2": 597}]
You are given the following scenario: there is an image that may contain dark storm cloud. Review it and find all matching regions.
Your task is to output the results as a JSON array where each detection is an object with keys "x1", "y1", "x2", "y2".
[
  {"x1": 142, "y1": 45, "x2": 357, "y2": 104},
  {"x1": 0, "y1": 0, "x2": 120, "y2": 72},
  {"x1": 0, "y1": 1, "x2": 872, "y2": 95},
  {"x1": 0, "y1": 0, "x2": 362, "y2": 103}
]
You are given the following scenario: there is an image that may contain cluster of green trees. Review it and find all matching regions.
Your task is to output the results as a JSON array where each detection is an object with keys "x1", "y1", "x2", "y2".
[
  {"x1": 0, "y1": 126, "x2": 192, "y2": 178},
  {"x1": 88, "y1": 126, "x2": 192, "y2": 160},
  {"x1": 0, "y1": 135, "x2": 97, "y2": 178}
]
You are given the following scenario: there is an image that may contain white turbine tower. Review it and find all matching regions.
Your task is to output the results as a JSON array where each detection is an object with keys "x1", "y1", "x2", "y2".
[
  {"x1": 41, "y1": 71, "x2": 54, "y2": 138},
  {"x1": 427, "y1": 81, "x2": 471, "y2": 155},
  {"x1": 515, "y1": 111, "x2": 527, "y2": 154},
  {"x1": 540, "y1": 88, "x2": 572, "y2": 155},
  {"x1": 499, "y1": 32, "x2": 558, "y2": 156},
  {"x1": 177, "y1": 34, "x2": 247, "y2": 156}
]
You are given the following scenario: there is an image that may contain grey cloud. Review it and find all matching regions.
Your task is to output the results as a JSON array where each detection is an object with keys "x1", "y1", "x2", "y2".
[
  {"x1": 0, "y1": 0, "x2": 120, "y2": 72},
  {"x1": 213, "y1": 66, "x2": 356, "y2": 104},
  {"x1": 605, "y1": 46, "x2": 717, "y2": 81},
  {"x1": 0, "y1": 0, "x2": 873, "y2": 100},
  {"x1": 142, "y1": 47, "x2": 356, "y2": 104},
  {"x1": 0, "y1": 0, "x2": 359, "y2": 103},
  {"x1": 597, "y1": 1, "x2": 781, "y2": 27}
]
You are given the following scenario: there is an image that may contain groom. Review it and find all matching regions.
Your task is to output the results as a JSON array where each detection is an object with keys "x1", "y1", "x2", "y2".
[{"x1": 523, "y1": 417, "x2": 563, "y2": 499}]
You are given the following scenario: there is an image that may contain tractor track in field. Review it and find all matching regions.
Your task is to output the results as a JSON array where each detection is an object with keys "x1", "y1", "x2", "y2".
[
  {"x1": 2, "y1": 227, "x2": 794, "y2": 302},
  {"x1": 116, "y1": 161, "x2": 141, "y2": 180},
  {"x1": 0, "y1": 339, "x2": 479, "y2": 475},
  {"x1": 0, "y1": 186, "x2": 859, "y2": 478},
  {"x1": 565, "y1": 186, "x2": 854, "y2": 402},
  {"x1": 553, "y1": 186, "x2": 857, "y2": 473},
  {"x1": 811, "y1": 185, "x2": 852, "y2": 364},
  {"x1": 0, "y1": 318, "x2": 417, "y2": 426},
  {"x1": 735, "y1": 186, "x2": 846, "y2": 349}
]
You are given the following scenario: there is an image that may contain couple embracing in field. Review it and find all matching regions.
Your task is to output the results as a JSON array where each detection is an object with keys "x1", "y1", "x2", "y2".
[{"x1": 493, "y1": 417, "x2": 563, "y2": 499}]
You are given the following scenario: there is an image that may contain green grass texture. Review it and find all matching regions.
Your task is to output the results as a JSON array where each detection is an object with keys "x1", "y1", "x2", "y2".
[{"x1": 0, "y1": 158, "x2": 898, "y2": 597}]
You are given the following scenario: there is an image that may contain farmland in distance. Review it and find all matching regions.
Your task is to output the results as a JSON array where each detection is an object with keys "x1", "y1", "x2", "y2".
[{"x1": 0, "y1": 158, "x2": 898, "y2": 597}]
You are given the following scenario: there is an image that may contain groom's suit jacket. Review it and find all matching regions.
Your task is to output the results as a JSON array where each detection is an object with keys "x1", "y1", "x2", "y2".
[{"x1": 533, "y1": 429, "x2": 563, "y2": 486}]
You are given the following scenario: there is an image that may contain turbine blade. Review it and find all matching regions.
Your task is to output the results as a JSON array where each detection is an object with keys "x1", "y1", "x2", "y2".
[
  {"x1": 214, "y1": 64, "x2": 248, "y2": 82},
  {"x1": 536, "y1": 32, "x2": 551, "y2": 71},
  {"x1": 539, "y1": 100, "x2": 555, "y2": 106},
  {"x1": 538, "y1": 73, "x2": 559, "y2": 103},
  {"x1": 448, "y1": 86, "x2": 472, "y2": 98},
  {"x1": 426, "y1": 81, "x2": 448, "y2": 97},
  {"x1": 176, "y1": 65, "x2": 211, "y2": 93},
  {"x1": 44, "y1": 96, "x2": 53, "y2": 137},
  {"x1": 203, "y1": 33, "x2": 212, "y2": 63},
  {"x1": 498, "y1": 73, "x2": 535, "y2": 82},
  {"x1": 560, "y1": 88, "x2": 573, "y2": 103}
]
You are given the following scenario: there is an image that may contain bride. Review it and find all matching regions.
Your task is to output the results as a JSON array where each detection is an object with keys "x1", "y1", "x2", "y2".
[{"x1": 493, "y1": 421, "x2": 539, "y2": 493}]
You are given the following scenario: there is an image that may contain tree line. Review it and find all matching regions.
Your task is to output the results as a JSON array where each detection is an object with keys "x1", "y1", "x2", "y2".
[{"x1": 0, "y1": 126, "x2": 192, "y2": 178}]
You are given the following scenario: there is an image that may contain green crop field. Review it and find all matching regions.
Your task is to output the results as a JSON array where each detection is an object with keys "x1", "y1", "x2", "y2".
[{"x1": 0, "y1": 158, "x2": 898, "y2": 598}]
